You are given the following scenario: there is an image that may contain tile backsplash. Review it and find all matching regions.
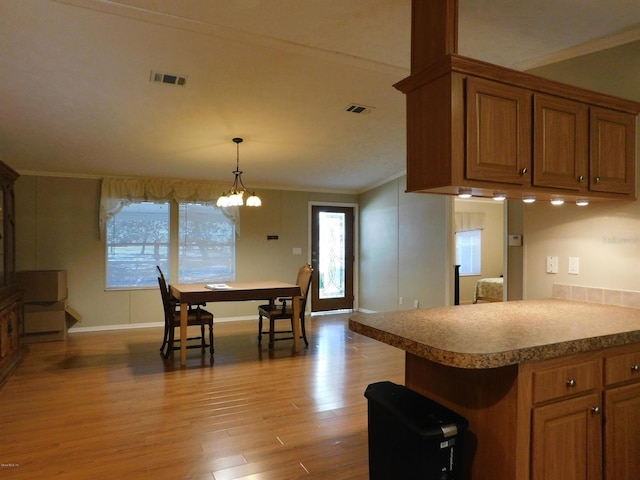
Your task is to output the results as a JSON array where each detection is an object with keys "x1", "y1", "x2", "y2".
[{"x1": 553, "y1": 284, "x2": 640, "y2": 309}]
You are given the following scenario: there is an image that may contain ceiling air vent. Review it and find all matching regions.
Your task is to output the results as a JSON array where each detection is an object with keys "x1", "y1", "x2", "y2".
[
  {"x1": 345, "y1": 104, "x2": 374, "y2": 114},
  {"x1": 150, "y1": 70, "x2": 188, "y2": 86}
]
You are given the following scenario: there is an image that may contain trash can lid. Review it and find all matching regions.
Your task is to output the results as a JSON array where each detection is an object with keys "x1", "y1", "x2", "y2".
[{"x1": 364, "y1": 381, "x2": 469, "y2": 440}]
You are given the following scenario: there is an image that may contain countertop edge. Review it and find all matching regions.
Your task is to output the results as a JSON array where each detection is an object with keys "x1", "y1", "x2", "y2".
[{"x1": 348, "y1": 302, "x2": 640, "y2": 369}]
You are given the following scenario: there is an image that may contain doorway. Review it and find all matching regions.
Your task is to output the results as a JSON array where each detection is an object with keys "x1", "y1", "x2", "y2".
[{"x1": 310, "y1": 205, "x2": 355, "y2": 312}]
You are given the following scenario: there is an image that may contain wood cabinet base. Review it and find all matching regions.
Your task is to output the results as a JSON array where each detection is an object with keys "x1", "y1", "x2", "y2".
[{"x1": 405, "y1": 343, "x2": 640, "y2": 480}]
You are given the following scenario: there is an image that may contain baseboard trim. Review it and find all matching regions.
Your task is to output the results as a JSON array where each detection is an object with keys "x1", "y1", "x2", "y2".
[{"x1": 68, "y1": 315, "x2": 257, "y2": 334}]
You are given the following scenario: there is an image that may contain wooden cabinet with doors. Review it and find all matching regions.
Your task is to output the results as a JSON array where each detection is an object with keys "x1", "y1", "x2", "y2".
[
  {"x1": 533, "y1": 94, "x2": 589, "y2": 192},
  {"x1": 528, "y1": 356, "x2": 603, "y2": 480},
  {"x1": 466, "y1": 76, "x2": 532, "y2": 186},
  {"x1": 589, "y1": 107, "x2": 636, "y2": 195},
  {"x1": 603, "y1": 345, "x2": 640, "y2": 479},
  {"x1": 0, "y1": 159, "x2": 23, "y2": 388},
  {"x1": 394, "y1": 54, "x2": 640, "y2": 202},
  {"x1": 405, "y1": 342, "x2": 640, "y2": 480}
]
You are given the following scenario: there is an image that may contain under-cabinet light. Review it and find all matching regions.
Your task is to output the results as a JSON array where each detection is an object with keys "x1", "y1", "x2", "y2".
[{"x1": 492, "y1": 192, "x2": 506, "y2": 201}]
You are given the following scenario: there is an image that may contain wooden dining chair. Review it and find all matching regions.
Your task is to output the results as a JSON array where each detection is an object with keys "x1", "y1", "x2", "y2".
[
  {"x1": 257, "y1": 264, "x2": 313, "y2": 349},
  {"x1": 157, "y1": 266, "x2": 214, "y2": 359}
]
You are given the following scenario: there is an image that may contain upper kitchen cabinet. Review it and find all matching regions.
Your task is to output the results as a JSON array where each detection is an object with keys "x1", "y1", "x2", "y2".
[
  {"x1": 467, "y1": 77, "x2": 532, "y2": 186},
  {"x1": 589, "y1": 107, "x2": 636, "y2": 195},
  {"x1": 395, "y1": 55, "x2": 640, "y2": 202},
  {"x1": 533, "y1": 94, "x2": 589, "y2": 192}
]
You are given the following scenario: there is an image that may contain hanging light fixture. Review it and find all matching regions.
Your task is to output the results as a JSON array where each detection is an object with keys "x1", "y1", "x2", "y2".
[{"x1": 216, "y1": 137, "x2": 261, "y2": 207}]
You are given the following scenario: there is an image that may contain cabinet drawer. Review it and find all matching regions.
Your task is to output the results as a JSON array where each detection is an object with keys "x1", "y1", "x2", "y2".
[
  {"x1": 533, "y1": 360, "x2": 601, "y2": 404},
  {"x1": 605, "y1": 350, "x2": 640, "y2": 386}
]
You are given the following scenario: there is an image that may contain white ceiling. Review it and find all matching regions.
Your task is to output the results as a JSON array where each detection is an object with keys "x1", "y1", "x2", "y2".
[{"x1": 1, "y1": 0, "x2": 639, "y2": 193}]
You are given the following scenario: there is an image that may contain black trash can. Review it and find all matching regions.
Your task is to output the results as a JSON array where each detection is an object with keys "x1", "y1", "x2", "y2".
[{"x1": 364, "y1": 381, "x2": 468, "y2": 480}]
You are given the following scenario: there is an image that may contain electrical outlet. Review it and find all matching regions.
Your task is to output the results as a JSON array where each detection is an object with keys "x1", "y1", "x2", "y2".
[
  {"x1": 399, "y1": 296, "x2": 403, "y2": 305},
  {"x1": 546, "y1": 256, "x2": 558, "y2": 274},
  {"x1": 414, "y1": 300, "x2": 419, "y2": 309}
]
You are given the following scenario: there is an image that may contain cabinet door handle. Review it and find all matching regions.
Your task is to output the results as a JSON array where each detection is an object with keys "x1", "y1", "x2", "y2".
[
  {"x1": 577, "y1": 175, "x2": 585, "y2": 182},
  {"x1": 566, "y1": 379, "x2": 576, "y2": 387},
  {"x1": 591, "y1": 406, "x2": 600, "y2": 415},
  {"x1": 520, "y1": 168, "x2": 528, "y2": 175},
  {"x1": 594, "y1": 176, "x2": 601, "y2": 183},
  {"x1": 631, "y1": 365, "x2": 640, "y2": 373}
]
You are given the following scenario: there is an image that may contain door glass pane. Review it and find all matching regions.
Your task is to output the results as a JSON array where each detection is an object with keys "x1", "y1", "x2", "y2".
[{"x1": 318, "y1": 211, "x2": 346, "y2": 299}]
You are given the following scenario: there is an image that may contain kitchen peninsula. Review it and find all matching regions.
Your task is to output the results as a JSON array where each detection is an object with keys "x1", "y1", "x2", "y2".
[{"x1": 350, "y1": 299, "x2": 640, "y2": 480}]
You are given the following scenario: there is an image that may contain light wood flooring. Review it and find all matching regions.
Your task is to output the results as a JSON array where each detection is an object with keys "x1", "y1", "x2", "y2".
[{"x1": 0, "y1": 313, "x2": 404, "y2": 479}]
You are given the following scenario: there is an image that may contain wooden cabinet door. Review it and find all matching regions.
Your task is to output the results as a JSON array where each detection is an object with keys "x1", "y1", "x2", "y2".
[
  {"x1": 466, "y1": 76, "x2": 532, "y2": 185},
  {"x1": 533, "y1": 94, "x2": 589, "y2": 191},
  {"x1": 589, "y1": 107, "x2": 636, "y2": 195},
  {"x1": 531, "y1": 393, "x2": 602, "y2": 480},
  {"x1": 604, "y1": 382, "x2": 640, "y2": 480}
]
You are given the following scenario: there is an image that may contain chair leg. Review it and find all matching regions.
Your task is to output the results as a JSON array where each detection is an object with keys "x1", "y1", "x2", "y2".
[
  {"x1": 258, "y1": 313, "x2": 263, "y2": 344},
  {"x1": 301, "y1": 314, "x2": 309, "y2": 347},
  {"x1": 163, "y1": 326, "x2": 174, "y2": 359},
  {"x1": 160, "y1": 321, "x2": 169, "y2": 354},
  {"x1": 269, "y1": 318, "x2": 275, "y2": 349},
  {"x1": 200, "y1": 323, "x2": 206, "y2": 353},
  {"x1": 208, "y1": 323, "x2": 214, "y2": 357}
]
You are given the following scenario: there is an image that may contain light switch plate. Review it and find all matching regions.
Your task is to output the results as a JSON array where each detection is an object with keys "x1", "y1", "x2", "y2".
[
  {"x1": 568, "y1": 257, "x2": 580, "y2": 275},
  {"x1": 546, "y1": 256, "x2": 558, "y2": 274}
]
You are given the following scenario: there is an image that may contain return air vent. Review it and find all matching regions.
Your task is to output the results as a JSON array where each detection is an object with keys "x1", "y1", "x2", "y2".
[
  {"x1": 150, "y1": 70, "x2": 188, "y2": 86},
  {"x1": 345, "y1": 103, "x2": 374, "y2": 114}
]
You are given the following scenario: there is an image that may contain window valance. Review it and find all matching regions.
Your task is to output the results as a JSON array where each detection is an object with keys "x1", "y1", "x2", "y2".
[
  {"x1": 455, "y1": 212, "x2": 485, "y2": 233},
  {"x1": 99, "y1": 176, "x2": 239, "y2": 237}
]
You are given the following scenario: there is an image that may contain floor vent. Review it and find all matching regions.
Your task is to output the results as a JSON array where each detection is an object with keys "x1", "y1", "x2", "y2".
[
  {"x1": 150, "y1": 71, "x2": 188, "y2": 86},
  {"x1": 345, "y1": 104, "x2": 374, "y2": 114}
]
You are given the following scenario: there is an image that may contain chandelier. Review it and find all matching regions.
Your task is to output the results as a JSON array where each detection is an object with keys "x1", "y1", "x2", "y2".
[{"x1": 216, "y1": 137, "x2": 261, "y2": 207}]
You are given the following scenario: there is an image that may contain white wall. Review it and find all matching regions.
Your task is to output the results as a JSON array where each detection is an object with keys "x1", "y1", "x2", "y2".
[
  {"x1": 359, "y1": 176, "x2": 450, "y2": 313},
  {"x1": 15, "y1": 175, "x2": 357, "y2": 328},
  {"x1": 525, "y1": 41, "x2": 640, "y2": 298}
]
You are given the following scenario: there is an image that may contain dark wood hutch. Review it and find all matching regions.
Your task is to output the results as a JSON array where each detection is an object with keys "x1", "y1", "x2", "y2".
[{"x1": 0, "y1": 159, "x2": 23, "y2": 387}]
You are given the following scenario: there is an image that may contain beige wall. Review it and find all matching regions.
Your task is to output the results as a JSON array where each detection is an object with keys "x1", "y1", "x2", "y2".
[
  {"x1": 15, "y1": 175, "x2": 357, "y2": 329},
  {"x1": 454, "y1": 198, "x2": 505, "y2": 304},
  {"x1": 524, "y1": 41, "x2": 640, "y2": 298},
  {"x1": 359, "y1": 176, "x2": 450, "y2": 313}
]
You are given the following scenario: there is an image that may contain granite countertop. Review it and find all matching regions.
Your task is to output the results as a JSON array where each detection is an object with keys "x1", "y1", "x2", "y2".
[{"x1": 348, "y1": 299, "x2": 640, "y2": 369}]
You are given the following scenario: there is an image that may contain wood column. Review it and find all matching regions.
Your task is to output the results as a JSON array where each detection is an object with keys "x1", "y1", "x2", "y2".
[{"x1": 411, "y1": 0, "x2": 458, "y2": 73}]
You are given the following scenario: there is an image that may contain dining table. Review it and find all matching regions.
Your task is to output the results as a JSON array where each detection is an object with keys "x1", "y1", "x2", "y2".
[{"x1": 169, "y1": 280, "x2": 302, "y2": 366}]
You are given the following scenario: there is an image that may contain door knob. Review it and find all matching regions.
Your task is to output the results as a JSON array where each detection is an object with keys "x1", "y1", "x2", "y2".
[
  {"x1": 566, "y1": 379, "x2": 576, "y2": 387},
  {"x1": 631, "y1": 365, "x2": 640, "y2": 373},
  {"x1": 591, "y1": 406, "x2": 600, "y2": 414},
  {"x1": 520, "y1": 168, "x2": 528, "y2": 175}
]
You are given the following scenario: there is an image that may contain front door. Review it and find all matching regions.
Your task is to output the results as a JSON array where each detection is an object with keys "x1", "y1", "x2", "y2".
[{"x1": 310, "y1": 205, "x2": 354, "y2": 312}]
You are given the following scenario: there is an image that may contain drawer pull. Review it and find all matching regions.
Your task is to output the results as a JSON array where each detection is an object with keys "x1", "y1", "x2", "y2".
[
  {"x1": 591, "y1": 406, "x2": 600, "y2": 415},
  {"x1": 632, "y1": 365, "x2": 640, "y2": 373},
  {"x1": 520, "y1": 168, "x2": 528, "y2": 175},
  {"x1": 577, "y1": 175, "x2": 585, "y2": 182},
  {"x1": 566, "y1": 379, "x2": 576, "y2": 387}
]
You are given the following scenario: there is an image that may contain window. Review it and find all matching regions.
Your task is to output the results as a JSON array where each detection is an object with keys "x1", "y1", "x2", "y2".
[
  {"x1": 456, "y1": 229, "x2": 481, "y2": 276},
  {"x1": 178, "y1": 203, "x2": 235, "y2": 283},
  {"x1": 106, "y1": 201, "x2": 235, "y2": 289}
]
